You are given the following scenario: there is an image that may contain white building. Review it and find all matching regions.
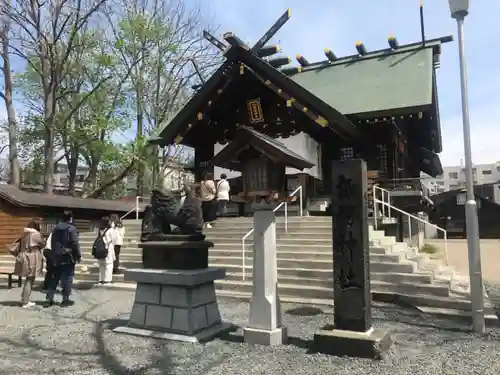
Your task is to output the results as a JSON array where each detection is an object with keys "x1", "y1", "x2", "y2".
[
  {"x1": 161, "y1": 163, "x2": 195, "y2": 191},
  {"x1": 423, "y1": 162, "x2": 500, "y2": 194}
]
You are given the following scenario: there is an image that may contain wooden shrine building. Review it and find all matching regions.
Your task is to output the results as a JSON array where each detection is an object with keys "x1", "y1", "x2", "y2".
[
  {"x1": 149, "y1": 9, "x2": 451, "y2": 212},
  {"x1": 0, "y1": 184, "x2": 140, "y2": 253}
]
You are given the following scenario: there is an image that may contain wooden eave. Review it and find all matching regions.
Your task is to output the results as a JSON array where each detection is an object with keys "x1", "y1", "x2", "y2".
[{"x1": 211, "y1": 126, "x2": 314, "y2": 171}]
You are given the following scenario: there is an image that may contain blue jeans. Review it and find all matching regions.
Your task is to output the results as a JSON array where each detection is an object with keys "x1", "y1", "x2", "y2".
[{"x1": 47, "y1": 263, "x2": 75, "y2": 301}]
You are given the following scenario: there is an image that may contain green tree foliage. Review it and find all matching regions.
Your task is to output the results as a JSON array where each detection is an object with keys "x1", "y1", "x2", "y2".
[{"x1": 0, "y1": 0, "x2": 217, "y2": 198}]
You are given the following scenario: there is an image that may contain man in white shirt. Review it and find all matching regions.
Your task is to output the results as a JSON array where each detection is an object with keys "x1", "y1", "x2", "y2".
[{"x1": 216, "y1": 173, "x2": 230, "y2": 217}]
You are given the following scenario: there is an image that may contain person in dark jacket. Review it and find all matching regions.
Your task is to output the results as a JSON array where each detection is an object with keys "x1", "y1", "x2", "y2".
[{"x1": 46, "y1": 210, "x2": 81, "y2": 307}]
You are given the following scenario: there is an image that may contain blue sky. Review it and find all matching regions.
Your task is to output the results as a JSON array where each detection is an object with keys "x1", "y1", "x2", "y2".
[{"x1": 199, "y1": 0, "x2": 500, "y2": 167}]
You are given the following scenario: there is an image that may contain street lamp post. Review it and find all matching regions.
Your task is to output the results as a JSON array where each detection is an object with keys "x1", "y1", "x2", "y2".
[{"x1": 448, "y1": 0, "x2": 485, "y2": 334}]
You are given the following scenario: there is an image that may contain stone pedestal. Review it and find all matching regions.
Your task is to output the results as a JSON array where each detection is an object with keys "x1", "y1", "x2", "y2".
[
  {"x1": 313, "y1": 159, "x2": 391, "y2": 359},
  {"x1": 113, "y1": 268, "x2": 232, "y2": 343},
  {"x1": 244, "y1": 203, "x2": 287, "y2": 346},
  {"x1": 139, "y1": 235, "x2": 212, "y2": 270}
]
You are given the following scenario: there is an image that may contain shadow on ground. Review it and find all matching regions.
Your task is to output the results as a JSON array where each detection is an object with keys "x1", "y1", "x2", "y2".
[{"x1": 0, "y1": 293, "x2": 174, "y2": 374}]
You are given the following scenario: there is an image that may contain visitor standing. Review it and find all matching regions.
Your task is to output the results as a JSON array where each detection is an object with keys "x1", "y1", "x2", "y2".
[
  {"x1": 9, "y1": 218, "x2": 45, "y2": 308},
  {"x1": 47, "y1": 211, "x2": 81, "y2": 307},
  {"x1": 110, "y1": 213, "x2": 125, "y2": 274},
  {"x1": 92, "y1": 216, "x2": 115, "y2": 284},
  {"x1": 200, "y1": 173, "x2": 217, "y2": 228},
  {"x1": 42, "y1": 231, "x2": 54, "y2": 290},
  {"x1": 216, "y1": 173, "x2": 230, "y2": 217}
]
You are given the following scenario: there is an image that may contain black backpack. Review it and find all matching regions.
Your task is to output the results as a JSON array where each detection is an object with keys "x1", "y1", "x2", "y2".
[{"x1": 92, "y1": 229, "x2": 109, "y2": 260}]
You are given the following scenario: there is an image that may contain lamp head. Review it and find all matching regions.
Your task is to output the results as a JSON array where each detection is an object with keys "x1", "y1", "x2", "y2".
[{"x1": 448, "y1": 0, "x2": 469, "y2": 20}]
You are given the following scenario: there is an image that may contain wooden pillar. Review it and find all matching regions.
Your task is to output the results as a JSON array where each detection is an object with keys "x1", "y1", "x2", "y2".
[
  {"x1": 194, "y1": 142, "x2": 214, "y2": 181},
  {"x1": 313, "y1": 159, "x2": 391, "y2": 359}
]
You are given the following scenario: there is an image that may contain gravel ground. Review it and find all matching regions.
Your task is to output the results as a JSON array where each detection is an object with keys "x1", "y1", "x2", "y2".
[{"x1": 0, "y1": 285, "x2": 500, "y2": 375}]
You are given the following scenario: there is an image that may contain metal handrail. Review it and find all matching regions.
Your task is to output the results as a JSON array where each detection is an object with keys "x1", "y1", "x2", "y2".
[
  {"x1": 373, "y1": 197, "x2": 448, "y2": 266},
  {"x1": 120, "y1": 196, "x2": 149, "y2": 220},
  {"x1": 241, "y1": 185, "x2": 303, "y2": 281},
  {"x1": 120, "y1": 195, "x2": 149, "y2": 220},
  {"x1": 120, "y1": 207, "x2": 137, "y2": 221},
  {"x1": 372, "y1": 185, "x2": 391, "y2": 229}
]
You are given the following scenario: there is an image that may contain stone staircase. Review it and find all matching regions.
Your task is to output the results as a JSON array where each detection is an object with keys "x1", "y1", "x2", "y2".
[{"x1": 0, "y1": 216, "x2": 496, "y2": 318}]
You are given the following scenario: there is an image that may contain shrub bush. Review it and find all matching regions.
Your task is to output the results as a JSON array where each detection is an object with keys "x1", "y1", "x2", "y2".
[{"x1": 420, "y1": 243, "x2": 440, "y2": 254}]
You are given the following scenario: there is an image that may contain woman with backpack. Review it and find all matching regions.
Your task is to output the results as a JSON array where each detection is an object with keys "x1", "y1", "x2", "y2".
[
  {"x1": 93, "y1": 216, "x2": 115, "y2": 284},
  {"x1": 110, "y1": 213, "x2": 125, "y2": 274}
]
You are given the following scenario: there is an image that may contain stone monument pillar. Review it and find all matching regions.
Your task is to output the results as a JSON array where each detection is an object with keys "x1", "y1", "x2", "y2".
[
  {"x1": 313, "y1": 159, "x2": 391, "y2": 359},
  {"x1": 244, "y1": 202, "x2": 287, "y2": 345}
]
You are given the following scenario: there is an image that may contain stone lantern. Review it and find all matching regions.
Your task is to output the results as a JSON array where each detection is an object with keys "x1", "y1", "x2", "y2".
[{"x1": 211, "y1": 125, "x2": 313, "y2": 346}]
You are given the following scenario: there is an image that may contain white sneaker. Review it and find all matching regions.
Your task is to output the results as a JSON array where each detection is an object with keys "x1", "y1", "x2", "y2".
[
  {"x1": 206, "y1": 223, "x2": 212, "y2": 228},
  {"x1": 22, "y1": 301, "x2": 36, "y2": 308}
]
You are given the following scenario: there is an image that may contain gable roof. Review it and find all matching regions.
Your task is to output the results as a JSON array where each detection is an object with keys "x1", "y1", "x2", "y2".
[
  {"x1": 150, "y1": 42, "x2": 360, "y2": 146},
  {"x1": 150, "y1": 36, "x2": 451, "y2": 149},
  {"x1": 210, "y1": 126, "x2": 314, "y2": 171},
  {"x1": 290, "y1": 47, "x2": 434, "y2": 116},
  {"x1": 0, "y1": 184, "x2": 140, "y2": 213}
]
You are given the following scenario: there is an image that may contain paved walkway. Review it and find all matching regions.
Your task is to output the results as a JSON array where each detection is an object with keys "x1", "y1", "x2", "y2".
[
  {"x1": 426, "y1": 239, "x2": 500, "y2": 282},
  {"x1": 1, "y1": 287, "x2": 500, "y2": 374}
]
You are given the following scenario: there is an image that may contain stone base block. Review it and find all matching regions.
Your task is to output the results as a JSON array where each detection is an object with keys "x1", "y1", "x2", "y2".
[
  {"x1": 113, "y1": 322, "x2": 234, "y2": 343},
  {"x1": 116, "y1": 268, "x2": 227, "y2": 343},
  {"x1": 139, "y1": 239, "x2": 213, "y2": 270},
  {"x1": 243, "y1": 326, "x2": 288, "y2": 346},
  {"x1": 312, "y1": 327, "x2": 391, "y2": 359}
]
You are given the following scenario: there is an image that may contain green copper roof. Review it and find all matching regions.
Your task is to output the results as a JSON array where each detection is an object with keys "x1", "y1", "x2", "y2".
[{"x1": 289, "y1": 48, "x2": 434, "y2": 115}]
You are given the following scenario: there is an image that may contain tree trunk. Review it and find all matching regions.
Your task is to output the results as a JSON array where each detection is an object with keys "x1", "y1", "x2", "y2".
[
  {"x1": 85, "y1": 159, "x2": 137, "y2": 198},
  {"x1": 67, "y1": 147, "x2": 79, "y2": 195},
  {"x1": 43, "y1": 87, "x2": 56, "y2": 194},
  {"x1": 84, "y1": 161, "x2": 99, "y2": 192},
  {"x1": 43, "y1": 125, "x2": 55, "y2": 194},
  {"x1": 1, "y1": 24, "x2": 19, "y2": 187},
  {"x1": 135, "y1": 107, "x2": 144, "y2": 197}
]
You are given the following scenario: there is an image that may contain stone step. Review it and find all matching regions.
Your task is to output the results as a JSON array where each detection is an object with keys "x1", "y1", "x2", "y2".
[
  {"x1": 0, "y1": 244, "x2": 408, "y2": 265},
  {"x1": 78, "y1": 237, "x2": 338, "y2": 246},
  {"x1": 371, "y1": 271, "x2": 434, "y2": 284},
  {"x1": 370, "y1": 237, "x2": 397, "y2": 246},
  {"x1": 211, "y1": 243, "x2": 338, "y2": 251},
  {"x1": 69, "y1": 254, "x2": 420, "y2": 273},
  {"x1": 29, "y1": 263, "x2": 433, "y2": 286},
  {"x1": 214, "y1": 279, "x2": 451, "y2": 299},
  {"x1": 206, "y1": 250, "x2": 414, "y2": 262},
  {"x1": 78, "y1": 224, "x2": 338, "y2": 237},
  {"x1": 220, "y1": 274, "x2": 449, "y2": 297},
  {"x1": 122, "y1": 216, "x2": 332, "y2": 225},
  {"x1": 72, "y1": 283, "x2": 492, "y2": 320},
  {"x1": 206, "y1": 256, "x2": 417, "y2": 272},
  {"x1": 207, "y1": 228, "x2": 334, "y2": 236},
  {"x1": 61, "y1": 272, "x2": 449, "y2": 300}
]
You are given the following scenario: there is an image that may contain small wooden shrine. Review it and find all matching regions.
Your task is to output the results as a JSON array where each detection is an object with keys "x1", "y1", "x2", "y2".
[{"x1": 210, "y1": 126, "x2": 313, "y2": 202}]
